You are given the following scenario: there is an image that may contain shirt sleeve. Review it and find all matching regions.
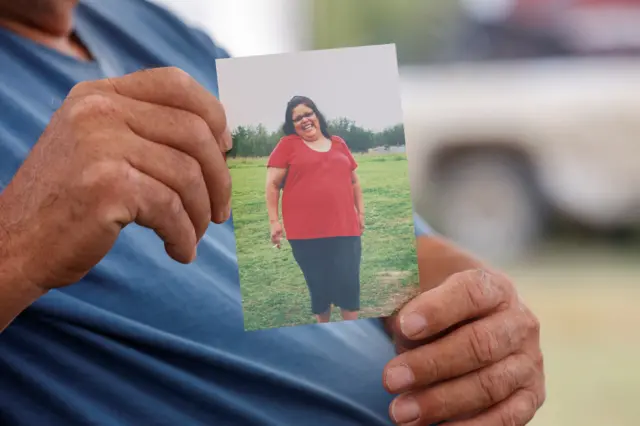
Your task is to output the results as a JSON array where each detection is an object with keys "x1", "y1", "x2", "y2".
[
  {"x1": 337, "y1": 137, "x2": 358, "y2": 171},
  {"x1": 267, "y1": 139, "x2": 291, "y2": 168}
]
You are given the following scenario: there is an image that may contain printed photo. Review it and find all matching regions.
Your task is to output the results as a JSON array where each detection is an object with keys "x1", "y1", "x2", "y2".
[{"x1": 217, "y1": 45, "x2": 418, "y2": 331}]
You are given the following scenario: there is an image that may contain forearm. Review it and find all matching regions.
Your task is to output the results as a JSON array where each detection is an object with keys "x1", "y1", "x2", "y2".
[
  {"x1": 0, "y1": 230, "x2": 46, "y2": 332},
  {"x1": 265, "y1": 184, "x2": 281, "y2": 223},
  {"x1": 0, "y1": 270, "x2": 44, "y2": 332},
  {"x1": 353, "y1": 182, "x2": 364, "y2": 214}
]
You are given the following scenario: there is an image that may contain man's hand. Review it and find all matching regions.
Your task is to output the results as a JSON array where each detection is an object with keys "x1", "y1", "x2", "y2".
[
  {"x1": 0, "y1": 67, "x2": 232, "y2": 297},
  {"x1": 383, "y1": 269, "x2": 545, "y2": 425}
]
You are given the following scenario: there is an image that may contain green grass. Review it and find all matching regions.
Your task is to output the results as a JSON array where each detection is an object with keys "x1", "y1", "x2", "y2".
[{"x1": 229, "y1": 153, "x2": 417, "y2": 331}]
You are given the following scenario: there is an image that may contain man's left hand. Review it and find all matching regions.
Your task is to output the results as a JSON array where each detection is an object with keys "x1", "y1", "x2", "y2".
[{"x1": 383, "y1": 269, "x2": 545, "y2": 425}]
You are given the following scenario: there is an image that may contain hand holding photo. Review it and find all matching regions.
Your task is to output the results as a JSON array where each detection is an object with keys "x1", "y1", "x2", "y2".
[{"x1": 217, "y1": 45, "x2": 418, "y2": 331}]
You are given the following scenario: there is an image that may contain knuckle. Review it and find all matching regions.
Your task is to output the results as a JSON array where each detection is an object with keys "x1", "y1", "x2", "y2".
[
  {"x1": 498, "y1": 407, "x2": 518, "y2": 426},
  {"x1": 497, "y1": 388, "x2": 540, "y2": 426},
  {"x1": 219, "y1": 168, "x2": 232, "y2": 194},
  {"x1": 416, "y1": 350, "x2": 441, "y2": 384},
  {"x1": 183, "y1": 156, "x2": 203, "y2": 186},
  {"x1": 67, "y1": 81, "x2": 94, "y2": 98},
  {"x1": 527, "y1": 312, "x2": 541, "y2": 336},
  {"x1": 503, "y1": 358, "x2": 522, "y2": 389},
  {"x1": 531, "y1": 349, "x2": 545, "y2": 373},
  {"x1": 154, "y1": 184, "x2": 173, "y2": 207},
  {"x1": 189, "y1": 115, "x2": 214, "y2": 150},
  {"x1": 165, "y1": 66, "x2": 195, "y2": 91},
  {"x1": 523, "y1": 356, "x2": 540, "y2": 385},
  {"x1": 468, "y1": 323, "x2": 498, "y2": 365},
  {"x1": 505, "y1": 318, "x2": 523, "y2": 351},
  {"x1": 461, "y1": 269, "x2": 495, "y2": 311},
  {"x1": 537, "y1": 382, "x2": 547, "y2": 408},
  {"x1": 521, "y1": 388, "x2": 541, "y2": 417},
  {"x1": 483, "y1": 361, "x2": 519, "y2": 403},
  {"x1": 503, "y1": 312, "x2": 530, "y2": 351},
  {"x1": 67, "y1": 94, "x2": 118, "y2": 122},
  {"x1": 164, "y1": 190, "x2": 183, "y2": 216},
  {"x1": 492, "y1": 273, "x2": 515, "y2": 302},
  {"x1": 475, "y1": 369, "x2": 500, "y2": 406},
  {"x1": 430, "y1": 388, "x2": 452, "y2": 419},
  {"x1": 80, "y1": 161, "x2": 125, "y2": 192}
]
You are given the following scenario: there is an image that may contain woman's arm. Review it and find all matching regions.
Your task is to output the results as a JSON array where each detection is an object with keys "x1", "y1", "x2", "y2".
[
  {"x1": 265, "y1": 167, "x2": 287, "y2": 224},
  {"x1": 352, "y1": 171, "x2": 364, "y2": 217}
]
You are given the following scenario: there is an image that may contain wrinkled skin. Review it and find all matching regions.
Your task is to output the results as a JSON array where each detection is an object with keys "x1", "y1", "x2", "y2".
[
  {"x1": 381, "y1": 237, "x2": 545, "y2": 425},
  {"x1": 0, "y1": 67, "x2": 232, "y2": 328}
]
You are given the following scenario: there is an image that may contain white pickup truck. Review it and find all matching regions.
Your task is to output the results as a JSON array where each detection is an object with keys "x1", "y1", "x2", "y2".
[{"x1": 401, "y1": 57, "x2": 640, "y2": 261}]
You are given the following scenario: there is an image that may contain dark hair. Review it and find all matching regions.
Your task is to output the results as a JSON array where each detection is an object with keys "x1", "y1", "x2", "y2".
[{"x1": 282, "y1": 96, "x2": 331, "y2": 139}]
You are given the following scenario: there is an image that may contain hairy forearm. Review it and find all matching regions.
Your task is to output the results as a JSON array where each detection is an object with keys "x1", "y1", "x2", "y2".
[
  {"x1": 265, "y1": 184, "x2": 281, "y2": 223},
  {"x1": 0, "y1": 225, "x2": 46, "y2": 332},
  {"x1": 0, "y1": 267, "x2": 44, "y2": 333}
]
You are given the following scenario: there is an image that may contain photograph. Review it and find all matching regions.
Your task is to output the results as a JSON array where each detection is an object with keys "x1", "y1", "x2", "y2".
[{"x1": 217, "y1": 44, "x2": 418, "y2": 331}]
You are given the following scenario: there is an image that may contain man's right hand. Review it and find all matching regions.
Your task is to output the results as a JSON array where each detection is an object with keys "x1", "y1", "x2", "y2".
[{"x1": 0, "y1": 67, "x2": 232, "y2": 295}]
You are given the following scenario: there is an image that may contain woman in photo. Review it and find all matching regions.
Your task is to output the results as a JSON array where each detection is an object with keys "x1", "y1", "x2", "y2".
[{"x1": 265, "y1": 96, "x2": 365, "y2": 323}]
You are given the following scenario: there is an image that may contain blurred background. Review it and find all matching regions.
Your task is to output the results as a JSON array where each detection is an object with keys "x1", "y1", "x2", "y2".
[{"x1": 154, "y1": 1, "x2": 640, "y2": 424}]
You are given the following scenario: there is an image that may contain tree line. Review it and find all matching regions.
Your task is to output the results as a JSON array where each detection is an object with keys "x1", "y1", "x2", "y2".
[
  {"x1": 312, "y1": 0, "x2": 461, "y2": 65},
  {"x1": 228, "y1": 118, "x2": 405, "y2": 158}
]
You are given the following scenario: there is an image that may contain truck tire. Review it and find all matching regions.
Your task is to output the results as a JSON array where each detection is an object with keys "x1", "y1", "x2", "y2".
[{"x1": 430, "y1": 152, "x2": 545, "y2": 263}]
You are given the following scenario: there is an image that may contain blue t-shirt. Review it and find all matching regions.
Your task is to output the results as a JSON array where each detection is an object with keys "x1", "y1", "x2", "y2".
[{"x1": 0, "y1": 1, "x2": 433, "y2": 425}]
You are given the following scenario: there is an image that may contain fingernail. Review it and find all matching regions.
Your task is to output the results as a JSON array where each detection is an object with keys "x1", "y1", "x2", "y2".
[
  {"x1": 216, "y1": 203, "x2": 231, "y2": 224},
  {"x1": 217, "y1": 211, "x2": 228, "y2": 224},
  {"x1": 385, "y1": 364, "x2": 415, "y2": 392},
  {"x1": 391, "y1": 396, "x2": 420, "y2": 424},
  {"x1": 400, "y1": 312, "x2": 427, "y2": 337}
]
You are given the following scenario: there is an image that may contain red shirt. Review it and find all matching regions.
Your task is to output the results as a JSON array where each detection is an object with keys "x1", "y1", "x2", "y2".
[{"x1": 267, "y1": 135, "x2": 361, "y2": 240}]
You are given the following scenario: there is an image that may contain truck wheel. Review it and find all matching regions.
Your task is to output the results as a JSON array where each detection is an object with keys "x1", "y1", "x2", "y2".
[{"x1": 430, "y1": 153, "x2": 545, "y2": 263}]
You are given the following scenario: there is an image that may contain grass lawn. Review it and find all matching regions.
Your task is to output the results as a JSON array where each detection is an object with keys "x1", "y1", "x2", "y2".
[{"x1": 229, "y1": 153, "x2": 418, "y2": 331}]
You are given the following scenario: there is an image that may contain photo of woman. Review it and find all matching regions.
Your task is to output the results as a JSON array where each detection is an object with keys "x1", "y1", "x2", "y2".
[
  {"x1": 219, "y1": 45, "x2": 418, "y2": 331},
  {"x1": 266, "y1": 96, "x2": 365, "y2": 323}
]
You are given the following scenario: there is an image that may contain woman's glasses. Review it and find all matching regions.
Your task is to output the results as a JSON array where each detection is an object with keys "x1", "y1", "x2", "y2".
[{"x1": 293, "y1": 111, "x2": 315, "y2": 123}]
